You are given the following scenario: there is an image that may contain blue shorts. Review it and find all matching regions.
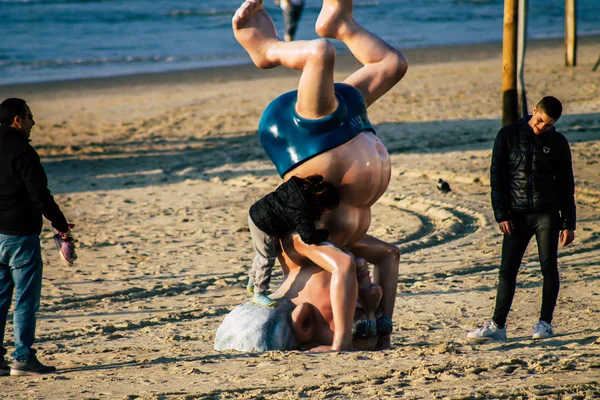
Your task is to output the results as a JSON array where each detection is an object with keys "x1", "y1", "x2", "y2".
[{"x1": 258, "y1": 83, "x2": 375, "y2": 177}]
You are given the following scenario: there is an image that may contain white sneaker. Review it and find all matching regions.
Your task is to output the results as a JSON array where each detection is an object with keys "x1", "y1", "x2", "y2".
[
  {"x1": 467, "y1": 321, "x2": 507, "y2": 340},
  {"x1": 532, "y1": 320, "x2": 553, "y2": 339}
]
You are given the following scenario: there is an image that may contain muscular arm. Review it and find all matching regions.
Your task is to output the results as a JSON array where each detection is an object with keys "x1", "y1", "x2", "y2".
[
  {"x1": 291, "y1": 235, "x2": 357, "y2": 351},
  {"x1": 348, "y1": 234, "x2": 399, "y2": 320},
  {"x1": 349, "y1": 234, "x2": 399, "y2": 350}
]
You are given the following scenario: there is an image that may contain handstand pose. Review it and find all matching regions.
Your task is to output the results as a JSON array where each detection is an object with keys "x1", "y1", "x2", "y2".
[{"x1": 233, "y1": 0, "x2": 407, "y2": 351}]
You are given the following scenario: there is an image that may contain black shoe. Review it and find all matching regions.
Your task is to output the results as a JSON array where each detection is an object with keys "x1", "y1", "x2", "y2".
[
  {"x1": 10, "y1": 356, "x2": 56, "y2": 376},
  {"x1": 0, "y1": 357, "x2": 10, "y2": 377}
]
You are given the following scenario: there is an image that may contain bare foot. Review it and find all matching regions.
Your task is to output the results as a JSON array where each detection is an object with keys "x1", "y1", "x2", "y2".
[
  {"x1": 232, "y1": 0, "x2": 280, "y2": 68},
  {"x1": 232, "y1": 0, "x2": 263, "y2": 29},
  {"x1": 315, "y1": 0, "x2": 357, "y2": 39}
]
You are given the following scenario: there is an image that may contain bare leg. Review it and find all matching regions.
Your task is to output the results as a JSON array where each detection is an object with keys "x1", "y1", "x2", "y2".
[
  {"x1": 232, "y1": 0, "x2": 338, "y2": 118},
  {"x1": 292, "y1": 236, "x2": 357, "y2": 351},
  {"x1": 316, "y1": 0, "x2": 408, "y2": 107},
  {"x1": 350, "y1": 234, "x2": 400, "y2": 349}
]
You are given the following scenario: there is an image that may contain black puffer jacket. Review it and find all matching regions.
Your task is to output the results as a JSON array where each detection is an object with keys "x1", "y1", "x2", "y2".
[
  {"x1": 249, "y1": 176, "x2": 329, "y2": 244},
  {"x1": 490, "y1": 117, "x2": 576, "y2": 230},
  {"x1": 0, "y1": 126, "x2": 69, "y2": 235}
]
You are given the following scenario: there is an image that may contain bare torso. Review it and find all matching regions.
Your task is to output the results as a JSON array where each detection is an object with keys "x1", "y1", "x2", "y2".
[
  {"x1": 273, "y1": 244, "x2": 381, "y2": 350},
  {"x1": 283, "y1": 132, "x2": 391, "y2": 248},
  {"x1": 273, "y1": 131, "x2": 391, "y2": 348},
  {"x1": 229, "y1": 0, "x2": 405, "y2": 352}
]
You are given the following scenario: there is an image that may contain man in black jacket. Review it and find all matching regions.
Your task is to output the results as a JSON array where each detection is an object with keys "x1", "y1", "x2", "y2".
[
  {"x1": 468, "y1": 96, "x2": 576, "y2": 340},
  {"x1": 0, "y1": 98, "x2": 76, "y2": 376}
]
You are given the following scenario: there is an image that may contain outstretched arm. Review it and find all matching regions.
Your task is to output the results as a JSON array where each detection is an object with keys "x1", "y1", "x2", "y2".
[
  {"x1": 349, "y1": 234, "x2": 398, "y2": 318},
  {"x1": 349, "y1": 234, "x2": 399, "y2": 349},
  {"x1": 291, "y1": 235, "x2": 357, "y2": 351}
]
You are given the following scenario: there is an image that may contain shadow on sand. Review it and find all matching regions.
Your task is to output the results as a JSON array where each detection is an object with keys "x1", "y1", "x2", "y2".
[{"x1": 41, "y1": 113, "x2": 600, "y2": 194}]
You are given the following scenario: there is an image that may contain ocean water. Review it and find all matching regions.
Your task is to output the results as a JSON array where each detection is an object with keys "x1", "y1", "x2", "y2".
[{"x1": 1, "y1": 0, "x2": 598, "y2": 86}]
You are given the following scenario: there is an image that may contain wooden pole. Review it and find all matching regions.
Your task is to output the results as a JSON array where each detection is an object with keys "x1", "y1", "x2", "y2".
[
  {"x1": 502, "y1": 0, "x2": 519, "y2": 126},
  {"x1": 517, "y1": 0, "x2": 528, "y2": 117},
  {"x1": 565, "y1": 0, "x2": 577, "y2": 67},
  {"x1": 593, "y1": 54, "x2": 600, "y2": 72}
]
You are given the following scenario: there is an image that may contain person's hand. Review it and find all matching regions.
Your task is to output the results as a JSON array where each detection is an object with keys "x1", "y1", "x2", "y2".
[
  {"x1": 59, "y1": 223, "x2": 75, "y2": 239},
  {"x1": 560, "y1": 229, "x2": 575, "y2": 246},
  {"x1": 54, "y1": 224, "x2": 77, "y2": 266},
  {"x1": 498, "y1": 220, "x2": 513, "y2": 235}
]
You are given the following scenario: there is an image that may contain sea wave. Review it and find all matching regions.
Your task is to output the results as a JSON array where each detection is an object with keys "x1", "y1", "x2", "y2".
[
  {"x1": 165, "y1": 9, "x2": 235, "y2": 18},
  {"x1": 0, "y1": 53, "x2": 246, "y2": 71},
  {"x1": 160, "y1": 3, "x2": 382, "y2": 19}
]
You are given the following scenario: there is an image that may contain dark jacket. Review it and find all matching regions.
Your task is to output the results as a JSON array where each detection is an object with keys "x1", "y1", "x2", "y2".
[
  {"x1": 0, "y1": 125, "x2": 69, "y2": 235},
  {"x1": 490, "y1": 117, "x2": 576, "y2": 230},
  {"x1": 249, "y1": 176, "x2": 329, "y2": 244}
]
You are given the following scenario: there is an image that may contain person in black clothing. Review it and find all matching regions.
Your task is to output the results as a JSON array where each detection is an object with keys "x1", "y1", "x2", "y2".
[
  {"x1": 468, "y1": 96, "x2": 576, "y2": 341},
  {"x1": 248, "y1": 174, "x2": 339, "y2": 307},
  {"x1": 0, "y1": 98, "x2": 77, "y2": 376},
  {"x1": 274, "y1": 0, "x2": 305, "y2": 42}
]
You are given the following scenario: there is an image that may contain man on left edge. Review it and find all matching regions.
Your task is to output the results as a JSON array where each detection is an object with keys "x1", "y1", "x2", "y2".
[{"x1": 0, "y1": 98, "x2": 77, "y2": 376}]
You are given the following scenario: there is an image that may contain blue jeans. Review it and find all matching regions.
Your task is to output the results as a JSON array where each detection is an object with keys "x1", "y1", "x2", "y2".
[{"x1": 0, "y1": 234, "x2": 43, "y2": 362}]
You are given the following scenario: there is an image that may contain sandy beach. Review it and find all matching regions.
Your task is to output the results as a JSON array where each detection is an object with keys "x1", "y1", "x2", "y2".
[{"x1": 1, "y1": 36, "x2": 599, "y2": 399}]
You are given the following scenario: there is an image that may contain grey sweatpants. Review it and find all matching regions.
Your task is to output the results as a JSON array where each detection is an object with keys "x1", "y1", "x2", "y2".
[{"x1": 248, "y1": 216, "x2": 277, "y2": 294}]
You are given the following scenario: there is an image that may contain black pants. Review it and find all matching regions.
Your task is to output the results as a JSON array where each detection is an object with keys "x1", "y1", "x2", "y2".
[
  {"x1": 283, "y1": 4, "x2": 304, "y2": 40},
  {"x1": 492, "y1": 213, "x2": 560, "y2": 327}
]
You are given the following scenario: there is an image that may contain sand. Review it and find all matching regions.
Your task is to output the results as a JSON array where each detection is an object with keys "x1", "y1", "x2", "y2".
[{"x1": 1, "y1": 36, "x2": 599, "y2": 399}]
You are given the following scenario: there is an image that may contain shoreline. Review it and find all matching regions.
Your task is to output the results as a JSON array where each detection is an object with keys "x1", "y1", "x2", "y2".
[{"x1": 3, "y1": 34, "x2": 599, "y2": 95}]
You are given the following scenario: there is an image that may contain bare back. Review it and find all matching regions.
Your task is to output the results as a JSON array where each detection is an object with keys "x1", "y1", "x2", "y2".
[{"x1": 284, "y1": 131, "x2": 391, "y2": 248}]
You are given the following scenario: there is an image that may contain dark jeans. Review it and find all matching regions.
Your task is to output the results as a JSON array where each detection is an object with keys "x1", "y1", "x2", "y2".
[
  {"x1": 0, "y1": 234, "x2": 43, "y2": 362},
  {"x1": 492, "y1": 213, "x2": 560, "y2": 328}
]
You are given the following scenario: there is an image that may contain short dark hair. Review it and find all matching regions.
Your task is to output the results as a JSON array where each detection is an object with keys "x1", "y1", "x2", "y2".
[
  {"x1": 536, "y1": 96, "x2": 562, "y2": 121},
  {"x1": 0, "y1": 98, "x2": 27, "y2": 126},
  {"x1": 300, "y1": 174, "x2": 340, "y2": 212}
]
